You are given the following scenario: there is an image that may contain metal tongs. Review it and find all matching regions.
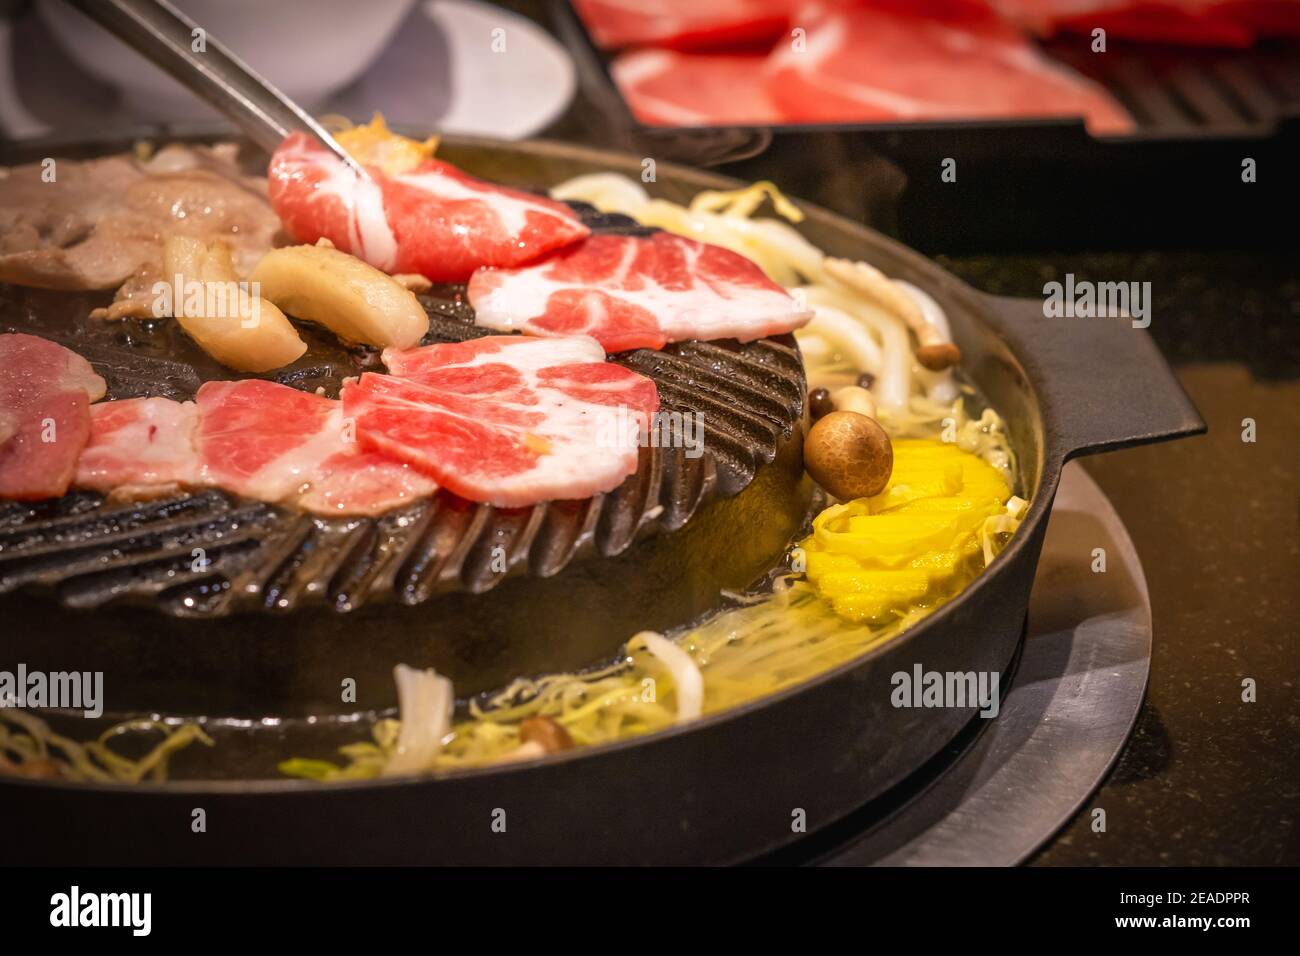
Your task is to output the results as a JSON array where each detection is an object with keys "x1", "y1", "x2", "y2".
[{"x1": 64, "y1": 0, "x2": 368, "y2": 179}]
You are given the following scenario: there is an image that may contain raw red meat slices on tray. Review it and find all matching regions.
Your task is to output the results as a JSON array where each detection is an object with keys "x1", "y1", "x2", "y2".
[
  {"x1": 994, "y1": 0, "x2": 1300, "y2": 46},
  {"x1": 765, "y1": 1, "x2": 1135, "y2": 134},
  {"x1": 585, "y1": 0, "x2": 1144, "y2": 133},
  {"x1": 612, "y1": 50, "x2": 785, "y2": 126},
  {"x1": 572, "y1": 0, "x2": 794, "y2": 50}
]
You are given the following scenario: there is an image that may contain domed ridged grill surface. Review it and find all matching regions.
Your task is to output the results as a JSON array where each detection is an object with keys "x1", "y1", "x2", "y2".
[{"x1": 0, "y1": 209, "x2": 805, "y2": 617}]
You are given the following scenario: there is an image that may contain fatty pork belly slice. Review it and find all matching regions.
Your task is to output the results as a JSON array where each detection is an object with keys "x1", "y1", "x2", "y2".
[
  {"x1": 74, "y1": 397, "x2": 202, "y2": 499},
  {"x1": 267, "y1": 133, "x2": 590, "y2": 282},
  {"x1": 0, "y1": 333, "x2": 106, "y2": 500},
  {"x1": 196, "y1": 380, "x2": 436, "y2": 516},
  {"x1": 467, "y1": 232, "x2": 813, "y2": 353},
  {"x1": 344, "y1": 335, "x2": 660, "y2": 508}
]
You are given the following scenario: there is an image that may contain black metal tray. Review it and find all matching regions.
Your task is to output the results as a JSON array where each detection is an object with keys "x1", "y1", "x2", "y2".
[{"x1": 547, "y1": 0, "x2": 1300, "y2": 253}]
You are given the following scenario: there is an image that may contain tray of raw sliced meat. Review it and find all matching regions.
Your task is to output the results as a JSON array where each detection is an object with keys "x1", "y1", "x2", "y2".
[{"x1": 561, "y1": 0, "x2": 1300, "y2": 139}]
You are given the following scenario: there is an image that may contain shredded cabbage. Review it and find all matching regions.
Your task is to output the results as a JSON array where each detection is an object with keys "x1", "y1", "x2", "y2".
[{"x1": 0, "y1": 710, "x2": 212, "y2": 783}]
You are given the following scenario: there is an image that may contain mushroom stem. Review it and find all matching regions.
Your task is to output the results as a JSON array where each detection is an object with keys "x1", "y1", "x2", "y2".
[
  {"x1": 823, "y1": 257, "x2": 961, "y2": 372},
  {"x1": 831, "y1": 385, "x2": 878, "y2": 420}
]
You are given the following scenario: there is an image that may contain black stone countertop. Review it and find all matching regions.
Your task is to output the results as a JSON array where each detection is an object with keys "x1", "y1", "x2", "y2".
[{"x1": 939, "y1": 251, "x2": 1300, "y2": 865}]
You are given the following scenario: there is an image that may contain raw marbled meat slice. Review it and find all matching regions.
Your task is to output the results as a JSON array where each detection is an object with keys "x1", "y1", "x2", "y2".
[
  {"x1": 293, "y1": 441, "x2": 438, "y2": 516},
  {"x1": 466, "y1": 232, "x2": 812, "y2": 352},
  {"x1": 75, "y1": 397, "x2": 201, "y2": 496},
  {"x1": 196, "y1": 379, "x2": 337, "y2": 503},
  {"x1": 0, "y1": 333, "x2": 106, "y2": 500},
  {"x1": 612, "y1": 49, "x2": 787, "y2": 127},
  {"x1": 344, "y1": 335, "x2": 659, "y2": 507},
  {"x1": 196, "y1": 379, "x2": 436, "y2": 515},
  {"x1": 572, "y1": 0, "x2": 793, "y2": 50},
  {"x1": 268, "y1": 133, "x2": 590, "y2": 282},
  {"x1": 765, "y1": 1, "x2": 1135, "y2": 135}
]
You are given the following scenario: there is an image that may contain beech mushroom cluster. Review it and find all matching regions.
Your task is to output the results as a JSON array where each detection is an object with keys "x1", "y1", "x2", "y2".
[{"x1": 821, "y1": 257, "x2": 961, "y2": 372}]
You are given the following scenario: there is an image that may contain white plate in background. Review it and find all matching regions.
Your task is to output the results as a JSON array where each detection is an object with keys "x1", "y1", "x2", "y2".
[
  {"x1": 1, "y1": 0, "x2": 577, "y2": 142},
  {"x1": 421, "y1": 0, "x2": 576, "y2": 138}
]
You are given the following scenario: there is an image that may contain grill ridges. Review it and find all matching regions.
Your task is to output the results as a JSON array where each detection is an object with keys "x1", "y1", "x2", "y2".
[
  {"x1": 0, "y1": 206, "x2": 806, "y2": 616},
  {"x1": 0, "y1": 330, "x2": 800, "y2": 616},
  {"x1": 1047, "y1": 40, "x2": 1300, "y2": 136}
]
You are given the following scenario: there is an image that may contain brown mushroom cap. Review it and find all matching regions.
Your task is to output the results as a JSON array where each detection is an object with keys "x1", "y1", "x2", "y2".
[
  {"x1": 0, "y1": 753, "x2": 62, "y2": 779},
  {"x1": 519, "y1": 715, "x2": 575, "y2": 753},
  {"x1": 915, "y1": 341, "x2": 961, "y2": 372},
  {"x1": 803, "y1": 411, "x2": 894, "y2": 501}
]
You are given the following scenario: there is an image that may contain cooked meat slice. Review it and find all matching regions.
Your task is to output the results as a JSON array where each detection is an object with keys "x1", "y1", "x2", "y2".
[
  {"x1": 0, "y1": 333, "x2": 106, "y2": 500},
  {"x1": 0, "y1": 144, "x2": 281, "y2": 315}
]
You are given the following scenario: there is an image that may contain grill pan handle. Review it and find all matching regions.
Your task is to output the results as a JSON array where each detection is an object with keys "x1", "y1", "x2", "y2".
[{"x1": 980, "y1": 293, "x2": 1205, "y2": 461}]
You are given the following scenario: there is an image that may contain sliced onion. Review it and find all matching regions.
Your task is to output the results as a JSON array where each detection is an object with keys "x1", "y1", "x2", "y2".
[
  {"x1": 549, "y1": 173, "x2": 649, "y2": 214},
  {"x1": 632, "y1": 631, "x2": 703, "y2": 722},
  {"x1": 384, "y1": 664, "x2": 454, "y2": 776},
  {"x1": 802, "y1": 305, "x2": 884, "y2": 373},
  {"x1": 794, "y1": 330, "x2": 833, "y2": 364},
  {"x1": 807, "y1": 287, "x2": 911, "y2": 409},
  {"x1": 895, "y1": 280, "x2": 952, "y2": 340}
]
